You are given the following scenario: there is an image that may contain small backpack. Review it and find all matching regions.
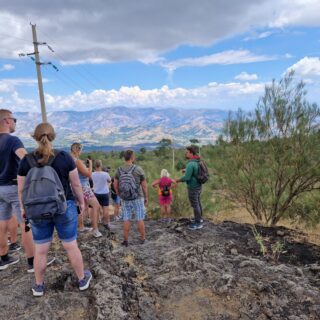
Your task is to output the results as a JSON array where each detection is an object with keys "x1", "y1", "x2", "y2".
[
  {"x1": 22, "y1": 151, "x2": 67, "y2": 220},
  {"x1": 161, "y1": 184, "x2": 171, "y2": 197},
  {"x1": 118, "y1": 165, "x2": 139, "y2": 200},
  {"x1": 197, "y1": 160, "x2": 209, "y2": 184}
]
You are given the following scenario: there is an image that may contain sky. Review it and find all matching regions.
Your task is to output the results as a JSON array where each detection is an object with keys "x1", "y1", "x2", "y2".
[{"x1": 0, "y1": 0, "x2": 320, "y2": 113}]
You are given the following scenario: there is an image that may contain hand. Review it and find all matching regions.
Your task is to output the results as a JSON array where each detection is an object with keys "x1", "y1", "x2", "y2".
[
  {"x1": 174, "y1": 178, "x2": 180, "y2": 183},
  {"x1": 21, "y1": 208, "x2": 26, "y2": 220},
  {"x1": 79, "y1": 202, "x2": 85, "y2": 214},
  {"x1": 144, "y1": 198, "x2": 148, "y2": 207}
]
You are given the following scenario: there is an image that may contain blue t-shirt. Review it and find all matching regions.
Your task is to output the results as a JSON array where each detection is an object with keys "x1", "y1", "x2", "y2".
[
  {"x1": 0, "y1": 133, "x2": 24, "y2": 185},
  {"x1": 18, "y1": 150, "x2": 76, "y2": 201}
]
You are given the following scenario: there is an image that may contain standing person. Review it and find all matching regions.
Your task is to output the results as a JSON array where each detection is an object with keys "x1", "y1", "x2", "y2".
[
  {"x1": 152, "y1": 169, "x2": 176, "y2": 223},
  {"x1": 110, "y1": 177, "x2": 121, "y2": 220},
  {"x1": 175, "y1": 145, "x2": 203, "y2": 230},
  {"x1": 0, "y1": 109, "x2": 34, "y2": 270},
  {"x1": 70, "y1": 143, "x2": 102, "y2": 238},
  {"x1": 114, "y1": 150, "x2": 147, "y2": 246},
  {"x1": 17, "y1": 123, "x2": 92, "y2": 296},
  {"x1": 92, "y1": 160, "x2": 111, "y2": 230}
]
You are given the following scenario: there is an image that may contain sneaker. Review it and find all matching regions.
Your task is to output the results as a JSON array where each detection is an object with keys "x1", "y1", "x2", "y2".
[
  {"x1": 32, "y1": 283, "x2": 45, "y2": 297},
  {"x1": 115, "y1": 215, "x2": 122, "y2": 221},
  {"x1": 190, "y1": 218, "x2": 204, "y2": 224},
  {"x1": 121, "y1": 240, "x2": 129, "y2": 247},
  {"x1": 0, "y1": 255, "x2": 20, "y2": 270},
  {"x1": 188, "y1": 223, "x2": 204, "y2": 231},
  {"x1": 28, "y1": 256, "x2": 56, "y2": 273},
  {"x1": 139, "y1": 239, "x2": 147, "y2": 245},
  {"x1": 92, "y1": 229, "x2": 102, "y2": 238},
  {"x1": 79, "y1": 227, "x2": 93, "y2": 233},
  {"x1": 79, "y1": 270, "x2": 92, "y2": 291},
  {"x1": 8, "y1": 242, "x2": 21, "y2": 253}
]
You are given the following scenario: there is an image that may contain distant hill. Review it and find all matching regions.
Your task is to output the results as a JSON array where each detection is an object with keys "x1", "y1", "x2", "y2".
[{"x1": 14, "y1": 106, "x2": 227, "y2": 149}]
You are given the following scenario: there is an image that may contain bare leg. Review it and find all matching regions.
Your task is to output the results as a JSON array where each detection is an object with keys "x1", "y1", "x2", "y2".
[
  {"x1": 62, "y1": 240, "x2": 84, "y2": 280},
  {"x1": 103, "y1": 206, "x2": 110, "y2": 225},
  {"x1": 160, "y1": 205, "x2": 165, "y2": 219},
  {"x1": 20, "y1": 222, "x2": 34, "y2": 258},
  {"x1": 34, "y1": 242, "x2": 51, "y2": 285},
  {"x1": 137, "y1": 220, "x2": 145, "y2": 241},
  {"x1": 8, "y1": 216, "x2": 18, "y2": 244},
  {"x1": 87, "y1": 198, "x2": 100, "y2": 230},
  {"x1": 123, "y1": 220, "x2": 131, "y2": 241},
  {"x1": 0, "y1": 220, "x2": 9, "y2": 255}
]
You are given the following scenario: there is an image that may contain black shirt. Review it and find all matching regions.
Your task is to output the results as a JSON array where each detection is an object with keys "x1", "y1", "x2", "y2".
[{"x1": 18, "y1": 150, "x2": 76, "y2": 200}]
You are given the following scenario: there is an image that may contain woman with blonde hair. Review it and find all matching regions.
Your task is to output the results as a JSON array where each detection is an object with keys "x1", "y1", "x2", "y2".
[
  {"x1": 70, "y1": 143, "x2": 102, "y2": 238},
  {"x1": 17, "y1": 123, "x2": 92, "y2": 296},
  {"x1": 152, "y1": 169, "x2": 176, "y2": 222}
]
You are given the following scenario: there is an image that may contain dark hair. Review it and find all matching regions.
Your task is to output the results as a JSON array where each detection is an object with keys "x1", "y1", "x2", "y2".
[
  {"x1": 186, "y1": 145, "x2": 199, "y2": 155},
  {"x1": 124, "y1": 149, "x2": 134, "y2": 161}
]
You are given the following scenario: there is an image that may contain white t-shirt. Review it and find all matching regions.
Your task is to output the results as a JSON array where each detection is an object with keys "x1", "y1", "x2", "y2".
[{"x1": 92, "y1": 171, "x2": 111, "y2": 194}]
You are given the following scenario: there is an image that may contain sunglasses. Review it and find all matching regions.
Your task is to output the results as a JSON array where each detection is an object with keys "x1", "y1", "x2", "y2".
[{"x1": 4, "y1": 117, "x2": 17, "y2": 123}]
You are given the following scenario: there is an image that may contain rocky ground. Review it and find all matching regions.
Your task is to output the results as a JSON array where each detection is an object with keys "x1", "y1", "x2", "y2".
[{"x1": 1, "y1": 218, "x2": 320, "y2": 320}]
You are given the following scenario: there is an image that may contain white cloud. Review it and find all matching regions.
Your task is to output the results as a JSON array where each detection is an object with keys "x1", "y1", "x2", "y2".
[
  {"x1": 0, "y1": 78, "x2": 48, "y2": 92},
  {"x1": 0, "y1": 64, "x2": 15, "y2": 71},
  {"x1": 287, "y1": 57, "x2": 320, "y2": 77},
  {"x1": 244, "y1": 31, "x2": 274, "y2": 41},
  {"x1": 40, "y1": 82, "x2": 266, "y2": 112},
  {"x1": 0, "y1": 0, "x2": 318, "y2": 64},
  {"x1": 160, "y1": 50, "x2": 276, "y2": 73},
  {"x1": 234, "y1": 72, "x2": 258, "y2": 81}
]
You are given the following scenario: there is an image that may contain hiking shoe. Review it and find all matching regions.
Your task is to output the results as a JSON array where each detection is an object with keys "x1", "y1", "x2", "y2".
[
  {"x1": 0, "y1": 255, "x2": 20, "y2": 270},
  {"x1": 188, "y1": 223, "x2": 204, "y2": 231},
  {"x1": 8, "y1": 242, "x2": 21, "y2": 253},
  {"x1": 139, "y1": 239, "x2": 147, "y2": 245},
  {"x1": 32, "y1": 283, "x2": 45, "y2": 297},
  {"x1": 121, "y1": 240, "x2": 129, "y2": 247},
  {"x1": 79, "y1": 270, "x2": 92, "y2": 291},
  {"x1": 79, "y1": 227, "x2": 93, "y2": 233},
  {"x1": 92, "y1": 229, "x2": 102, "y2": 238},
  {"x1": 28, "y1": 256, "x2": 56, "y2": 273}
]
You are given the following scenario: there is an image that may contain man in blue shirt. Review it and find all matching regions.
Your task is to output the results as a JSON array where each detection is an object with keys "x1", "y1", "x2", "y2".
[{"x1": 0, "y1": 109, "x2": 35, "y2": 270}]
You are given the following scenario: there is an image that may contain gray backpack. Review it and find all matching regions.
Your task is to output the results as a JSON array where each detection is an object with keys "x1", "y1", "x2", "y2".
[
  {"x1": 22, "y1": 151, "x2": 67, "y2": 220},
  {"x1": 118, "y1": 165, "x2": 139, "y2": 200}
]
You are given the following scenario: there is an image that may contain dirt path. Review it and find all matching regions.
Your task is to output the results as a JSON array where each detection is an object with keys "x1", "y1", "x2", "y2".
[{"x1": 1, "y1": 219, "x2": 320, "y2": 319}]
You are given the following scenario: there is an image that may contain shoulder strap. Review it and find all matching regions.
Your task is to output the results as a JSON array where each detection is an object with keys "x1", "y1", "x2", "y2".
[
  {"x1": 26, "y1": 153, "x2": 38, "y2": 168},
  {"x1": 128, "y1": 164, "x2": 136, "y2": 174}
]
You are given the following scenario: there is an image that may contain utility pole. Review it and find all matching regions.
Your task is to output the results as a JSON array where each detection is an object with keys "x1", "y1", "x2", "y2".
[
  {"x1": 172, "y1": 137, "x2": 175, "y2": 173},
  {"x1": 31, "y1": 23, "x2": 47, "y2": 122}
]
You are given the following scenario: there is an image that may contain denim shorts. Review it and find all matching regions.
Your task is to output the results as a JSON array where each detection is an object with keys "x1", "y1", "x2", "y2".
[
  {"x1": 95, "y1": 193, "x2": 109, "y2": 207},
  {"x1": 121, "y1": 198, "x2": 145, "y2": 221},
  {"x1": 111, "y1": 194, "x2": 121, "y2": 205},
  {"x1": 0, "y1": 185, "x2": 22, "y2": 223},
  {"x1": 30, "y1": 200, "x2": 78, "y2": 244}
]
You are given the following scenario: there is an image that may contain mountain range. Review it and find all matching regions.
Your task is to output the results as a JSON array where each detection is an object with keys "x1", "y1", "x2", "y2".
[{"x1": 14, "y1": 107, "x2": 228, "y2": 149}]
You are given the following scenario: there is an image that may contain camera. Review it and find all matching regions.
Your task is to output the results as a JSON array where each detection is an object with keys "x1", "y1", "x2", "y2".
[{"x1": 25, "y1": 218, "x2": 31, "y2": 233}]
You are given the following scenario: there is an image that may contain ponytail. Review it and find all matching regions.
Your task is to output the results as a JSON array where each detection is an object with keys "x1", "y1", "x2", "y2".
[{"x1": 32, "y1": 123, "x2": 56, "y2": 165}]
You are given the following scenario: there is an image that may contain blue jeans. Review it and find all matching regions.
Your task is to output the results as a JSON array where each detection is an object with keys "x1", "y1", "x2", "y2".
[{"x1": 30, "y1": 200, "x2": 78, "y2": 244}]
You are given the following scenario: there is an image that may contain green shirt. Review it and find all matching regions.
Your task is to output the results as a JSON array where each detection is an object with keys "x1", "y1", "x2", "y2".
[{"x1": 179, "y1": 159, "x2": 201, "y2": 189}]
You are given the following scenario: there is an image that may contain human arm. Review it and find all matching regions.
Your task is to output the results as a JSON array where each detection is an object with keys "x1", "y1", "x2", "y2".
[
  {"x1": 17, "y1": 175, "x2": 26, "y2": 220},
  {"x1": 69, "y1": 168, "x2": 85, "y2": 213},
  {"x1": 113, "y1": 178, "x2": 119, "y2": 195},
  {"x1": 151, "y1": 179, "x2": 160, "y2": 188},
  {"x1": 75, "y1": 158, "x2": 92, "y2": 178},
  {"x1": 141, "y1": 180, "x2": 148, "y2": 206},
  {"x1": 176, "y1": 162, "x2": 193, "y2": 183},
  {"x1": 15, "y1": 147, "x2": 27, "y2": 160}
]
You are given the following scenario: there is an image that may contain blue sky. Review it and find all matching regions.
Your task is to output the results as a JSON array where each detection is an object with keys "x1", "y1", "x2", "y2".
[{"x1": 0, "y1": 0, "x2": 320, "y2": 113}]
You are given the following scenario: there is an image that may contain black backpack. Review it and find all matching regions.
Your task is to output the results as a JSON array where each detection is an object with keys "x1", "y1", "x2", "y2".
[
  {"x1": 22, "y1": 151, "x2": 67, "y2": 220},
  {"x1": 197, "y1": 160, "x2": 209, "y2": 184},
  {"x1": 161, "y1": 184, "x2": 171, "y2": 197}
]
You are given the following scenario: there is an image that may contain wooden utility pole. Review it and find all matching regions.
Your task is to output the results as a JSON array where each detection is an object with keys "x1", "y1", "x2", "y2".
[{"x1": 31, "y1": 23, "x2": 47, "y2": 122}]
